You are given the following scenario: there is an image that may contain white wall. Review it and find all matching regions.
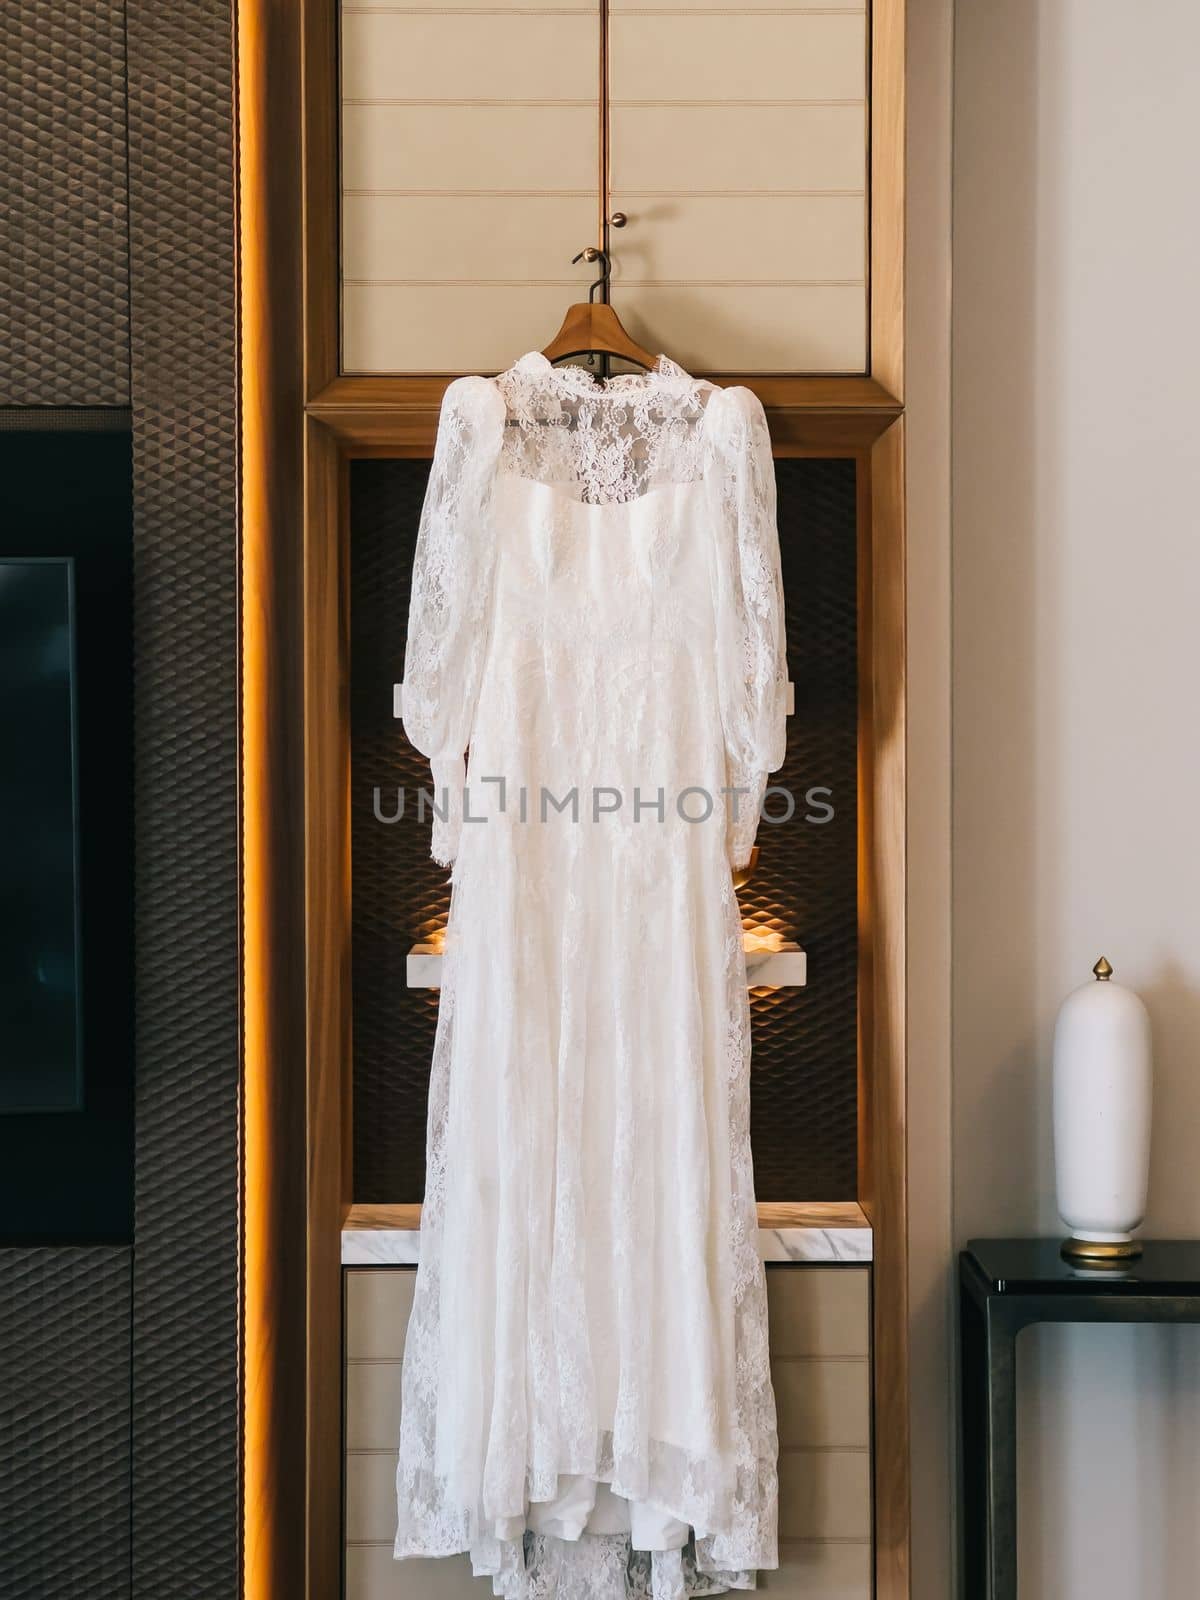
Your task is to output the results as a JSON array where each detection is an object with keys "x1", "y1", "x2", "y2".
[
  {"x1": 953, "y1": 2, "x2": 1200, "y2": 1594},
  {"x1": 906, "y1": 0, "x2": 955, "y2": 1595}
]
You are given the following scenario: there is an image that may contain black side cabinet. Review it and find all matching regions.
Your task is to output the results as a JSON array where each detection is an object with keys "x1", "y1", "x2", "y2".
[{"x1": 959, "y1": 1239, "x2": 1200, "y2": 1600}]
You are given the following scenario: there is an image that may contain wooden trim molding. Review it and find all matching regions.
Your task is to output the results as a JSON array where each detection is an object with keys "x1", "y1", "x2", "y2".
[
  {"x1": 303, "y1": 417, "x2": 353, "y2": 1595},
  {"x1": 859, "y1": 418, "x2": 909, "y2": 1599},
  {"x1": 344, "y1": 1201, "x2": 872, "y2": 1233},
  {"x1": 302, "y1": 414, "x2": 352, "y2": 1600},
  {"x1": 309, "y1": 375, "x2": 901, "y2": 412},
  {"x1": 307, "y1": 374, "x2": 903, "y2": 454}
]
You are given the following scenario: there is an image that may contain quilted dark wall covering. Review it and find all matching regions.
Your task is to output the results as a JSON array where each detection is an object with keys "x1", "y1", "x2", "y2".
[
  {"x1": 0, "y1": 1248, "x2": 131, "y2": 1599},
  {"x1": 0, "y1": 2, "x2": 131, "y2": 406},
  {"x1": 126, "y1": 2, "x2": 241, "y2": 1595},
  {"x1": 1, "y1": 0, "x2": 240, "y2": 1588},
  {"x1": 349, "y1": 457, "x2": 858, "y2": 1202}
]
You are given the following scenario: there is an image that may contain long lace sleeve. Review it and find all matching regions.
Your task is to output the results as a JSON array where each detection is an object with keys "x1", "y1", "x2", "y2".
[
  {"x1": 403, "y1": 375, "x2": 505, "y2": 866},
  {"x1": 705, "y1": 385, "x2": 788, "y2": 868}
]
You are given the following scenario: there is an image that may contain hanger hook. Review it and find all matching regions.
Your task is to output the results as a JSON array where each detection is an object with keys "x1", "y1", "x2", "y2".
[{"x1": 572, "y1": 246, "x2": 610, "y2": 304}]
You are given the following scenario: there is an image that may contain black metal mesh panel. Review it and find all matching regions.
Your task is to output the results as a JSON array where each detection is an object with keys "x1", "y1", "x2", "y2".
[
  {"x1": 351, "y1": 462, "x2": 446, "y2": 1196},
  {"x1": 350, "y1": 457, "x2": 858, "y2": 1202},
  {"x1": 0, "y1": 1, "x2": 130, "y2": 406},
  {"x1": 741, "y1": 459, "x2": 858, "y2": 1197},
  {"x1": 0, "y1": 1248, "x2": 131, "y2": 1600},
  {"x1": 126, "y1": 3, "x2": 241, "y2": 1595}
]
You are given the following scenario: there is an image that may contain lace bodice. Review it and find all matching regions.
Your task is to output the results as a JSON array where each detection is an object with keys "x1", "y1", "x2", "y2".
[{"x1": 496, "y1": 352, "x2": 709, "y2": 506}]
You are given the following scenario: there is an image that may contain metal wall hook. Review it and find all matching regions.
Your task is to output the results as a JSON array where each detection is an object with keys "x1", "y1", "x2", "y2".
[{"x1": 571, "y1": 246, "x2": 610, "y2": 304}]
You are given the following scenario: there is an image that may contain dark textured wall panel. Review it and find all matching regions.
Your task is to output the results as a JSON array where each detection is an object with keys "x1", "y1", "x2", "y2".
[
  {"x1": 126, "y1": 3, "x2": 240, "y2": 1596},
  {"x1": 0, "y1": 2, "x2": 130, "y2": 405},
  {"x1": 743, "y1": 459, "x2": 859, "y2": 1197},
  {"x1": 350, "y1": 463, "x2": 444, "y2": 1196},
  {"x1": 0, "y1": 1248, "x2": 131, "y2": 1600},
  {"x1": 349, "y1": 456, "x2": 858, "y2": 1202}
]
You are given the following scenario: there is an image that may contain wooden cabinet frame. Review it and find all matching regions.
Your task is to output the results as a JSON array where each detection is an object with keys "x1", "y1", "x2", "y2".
[{"x1": 238, "y1": 1, "x2": 907, "y2": 1596}]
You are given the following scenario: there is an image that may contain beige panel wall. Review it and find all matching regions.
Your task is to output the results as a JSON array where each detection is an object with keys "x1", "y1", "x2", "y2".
[
  {"x1": 341, "y1": 3, "x2": 600, "y2": 373},
  {"x1": 345, "y1": 1265, "x2": 871, "y2": 1599},
  {"x1": 611, "y1": 104, "x2": 866, "y2": 195},
  {"x1": 345, "y1": 285, "x2": 596, "y2": 374},
  {"x1": 953, "y1": 3, "x2": 1200, "y2": 1597},
  {"x1": 607, "y1": 11, "x2": 866, "y2": 102},
  {"x1": 341, "y1": 1, "x2": 869, "y2": 373},
  {"x1": 608, "y1": 4, "x2": 868, "y2": 372},
  {"x1": 609, "y1": 286, "x2": 864, "y2": 375}
]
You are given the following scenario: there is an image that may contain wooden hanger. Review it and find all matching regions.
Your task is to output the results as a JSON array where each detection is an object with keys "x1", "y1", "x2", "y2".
[{"x1": 540, "y1": 248, "x2": 657, "y2": 373}]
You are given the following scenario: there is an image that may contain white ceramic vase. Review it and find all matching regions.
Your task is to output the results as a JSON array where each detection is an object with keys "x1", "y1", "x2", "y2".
[{"x1": 1052, "y1": 957, "x2": 1153, "y2": 1262}]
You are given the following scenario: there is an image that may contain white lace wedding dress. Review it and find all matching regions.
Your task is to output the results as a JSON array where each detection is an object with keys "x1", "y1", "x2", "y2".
[{"x1": 397, "y1": 351, "x2": 787, "y2": 1599}]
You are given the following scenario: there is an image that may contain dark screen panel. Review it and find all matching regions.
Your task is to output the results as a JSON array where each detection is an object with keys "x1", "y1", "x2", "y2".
[
  {"x1": 0, "y1": 432, "x2": 133, "y2": 1243},
  {"x1": 0, "y1": 559, "x2": 83, "y2": 1112},
  {"x1": 349, "y1": 456, "x2": 858, "y2": 1202}
]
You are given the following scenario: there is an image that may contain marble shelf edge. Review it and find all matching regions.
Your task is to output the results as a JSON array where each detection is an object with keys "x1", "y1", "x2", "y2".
[{"x1": 342, "y1": 1202, "x2": 872, "y2": 1266}]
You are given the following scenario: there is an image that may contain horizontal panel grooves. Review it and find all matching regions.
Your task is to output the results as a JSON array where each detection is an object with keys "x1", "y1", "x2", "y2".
[
  {"x1": 343, "y1": 97, "x2": 865, "y2": 105},
  {"x1": 344, "y1": 4, "x2": 864, "y2": 10},
  {"x1": 611, "y1": 97, "x2": 865, "y2": 106},
  {"x1": 345, "y1": 189, "x2": 594, "y2": 196},
  {"x1": 342, "y1": 15, "x2": 600, "y2": 102},
  {"x1": 343, "y1": 8, "x2": 865, "y2": 15},
  {"x1": 345, "y1": 279, "x2": 865, "y2": 286},
  {"x1": 344, "y1": 4, "x2": 866, "y2": 8},
  {"x1": 347, "y1": 1462, "x2": 869, "y2": 1542},
  {"x1": 345, "y1": 1265, "x2": 870, "y2": 1356},
  {"x1": 609, "y1": 15, "x2": 866, "y2": 103},
  {"x1": 341, "y1": 6, "x2": 598, "y2": 374},
  {"x1": 347, "y1": 6, "x2": 599, "y2": 11},
  {"x1": 342, "y1": 0, "x2": 867, "y2": 372},
  {"x1": 611, "y1": 104, "x2": 866, "y2": 191},
  {"x1": 348, "y1": 277, "x2": 586, "y2": 285},
  {"x1": 345, "y1": 190, "x2": 865, "y2": 283},
  {"x1": 345, "y1": 1543, "x2": 870, "y2": 1600},
  {"x1": 347, "y1": 1358, "x2": 869, "y2": 1448},
  {"x1": 342, "y1": 1260, "x2": 870, "y2": 1350},
  {"x1": 343, "y1": 97, "x2": 597, "y2": 105},
  {"x1": 346, "y1": 1266, "x2": 870, "y2": 1547},
  {"x1": 343, "y1": 289, "x2": 867, "y2": 372},
  {"x1": 343, "y1": 189, "x2": 865, "y2": 196},
  {"x1": 346, "y1": 5, "x2": 597, "y2": 12}
]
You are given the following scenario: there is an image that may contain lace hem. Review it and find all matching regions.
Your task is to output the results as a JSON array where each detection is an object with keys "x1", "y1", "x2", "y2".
[
  {"x1": 397, "y1": 1422, "x2": 775, "y2": 1570},
  {"x1": 399, "y1": 1530, "x2": 761, "y2": 1600},
  {"x1": 395, "y1": 873, "x2": 778, "y2": 1594}
]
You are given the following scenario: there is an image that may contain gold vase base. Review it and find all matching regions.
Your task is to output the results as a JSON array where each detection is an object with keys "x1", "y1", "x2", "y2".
[{"x1": 1061, "y1": 1236, "x2": 1142, "y2": 1265}]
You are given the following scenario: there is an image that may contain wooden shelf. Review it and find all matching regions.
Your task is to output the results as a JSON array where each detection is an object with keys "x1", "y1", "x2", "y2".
[
  {"x1": 344, "y1": 1199, "x2": 869, "y2": 1232},
  {"x1": 407, "y1": 938, "x2": 807, "y2": 990}
]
